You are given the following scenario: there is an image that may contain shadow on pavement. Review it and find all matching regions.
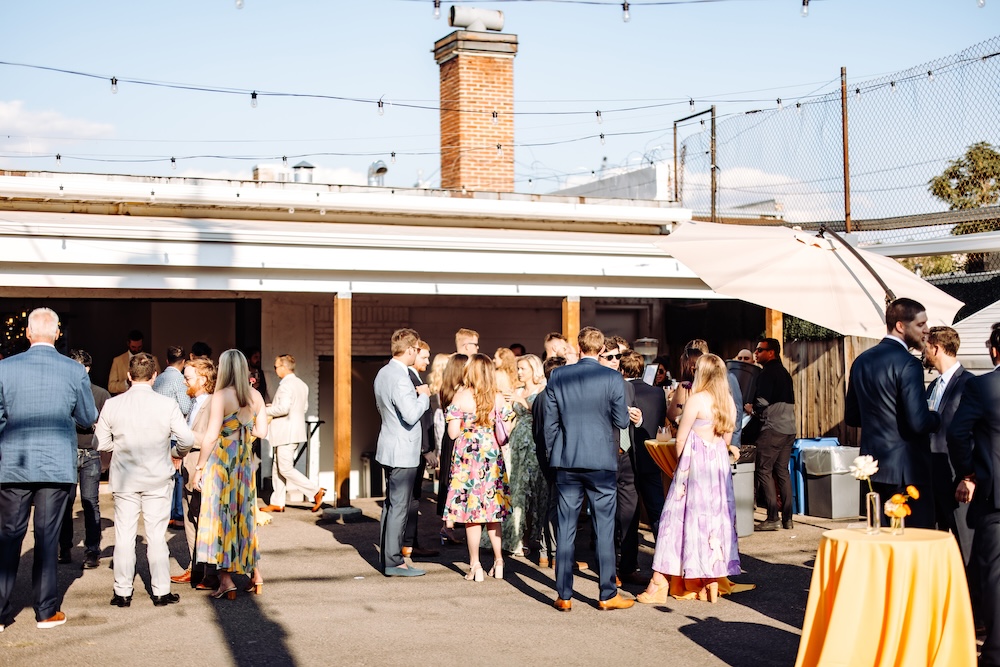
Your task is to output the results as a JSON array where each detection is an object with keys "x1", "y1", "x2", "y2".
[
  {"x1": 207, "y1": 579, "x2": 297, "y2": 667},
  {"x1": 726, "y1": 553, "x2": 812, "y2": 629},
  {"x1": 678, "y1": 615, "x2": 801, "y2": 667}
]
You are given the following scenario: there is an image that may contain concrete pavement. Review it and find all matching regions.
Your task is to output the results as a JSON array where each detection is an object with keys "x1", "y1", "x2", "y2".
[{"x1": 0, "y1": 483, "x2": 848, "y2": 667}]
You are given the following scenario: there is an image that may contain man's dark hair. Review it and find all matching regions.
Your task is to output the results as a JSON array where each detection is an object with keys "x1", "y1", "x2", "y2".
[
  {"x1": 542, "y1": 356, "x2": 567, "y2": 380},
  {"x1": 127, "y1": 329, "x2": 144, "y2": 342},
  {"x1": 885, "y1": 298, "x2": 926, "y2": 333},
  {"x1": 165, "y1": 345, "x2": 186, "y2": 365},
  {"x1": 69, "y1": 349, "x2": 93, "y2": 368},
  {"x1": 620, "y1": 350, "x2": 644, "y2": 379},
  {"x1": 129, "y1": 352, "x2": 157, "y2": 381},
  {"x1": 509, "y1": 343, "x2": 526, "y2": 356},
  {"x1": 758, "y1": 337, "x2": 782, "y2": 356},
  {"x1": 606, "y1": 335, "x2": 629, "y2": 352},
  {"x1": 927, "y1": 326, "x2": 960, "y2": 358},
  {"x1": 191, "y1": 341, "x2": 212, "y2": 358},
  {"x1": 990, "y1": 323, "x2": 1000, "y2": 357}
]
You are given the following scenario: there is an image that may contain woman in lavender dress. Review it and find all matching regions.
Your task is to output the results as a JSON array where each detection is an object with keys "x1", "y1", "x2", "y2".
[{"x1": 638, "y1": 353, "x2": 741, "y2": 604}]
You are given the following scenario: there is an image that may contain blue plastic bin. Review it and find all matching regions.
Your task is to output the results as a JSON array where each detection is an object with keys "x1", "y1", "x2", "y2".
[{"x1": 790, "y1": 437, "x2": 840, "y2": 515}]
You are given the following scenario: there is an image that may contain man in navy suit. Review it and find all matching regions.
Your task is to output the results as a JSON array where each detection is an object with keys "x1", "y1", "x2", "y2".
[
  {"x1": 846, "y1": 298, "x2": 940, "y2": 528},
  {"x1": 923, "y1": 326, "x2": 973, "y2": 556},
  {"x1": 948, "y1": 323, "x2": 1000, "y2": 665},
  {"x1": 0, "y1": 308, "x2": 98, "y2": 631},
  {"x1": 542, "y1": 327, "x2": 633, "y2": 611}
]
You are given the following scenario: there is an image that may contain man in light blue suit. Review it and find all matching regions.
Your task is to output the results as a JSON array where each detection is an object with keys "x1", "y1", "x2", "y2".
[
  {"x1": 542, "y1": 326, "x2": 634, "y2": 611},
  {"x1": 374, "y1": 328, "x2": 431, "y2": 577},
  {"x1": 0, "y1": 308, "x2": 98, "y2": 631}
]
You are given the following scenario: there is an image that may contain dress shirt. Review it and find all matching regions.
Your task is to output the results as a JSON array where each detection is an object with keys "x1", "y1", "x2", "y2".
[
  {"x1": 930, "y1": 362, "x2": 962, "y2": 411},
  {"x1": 153, "y1": 365, "x2": 191, "y2": 417}
]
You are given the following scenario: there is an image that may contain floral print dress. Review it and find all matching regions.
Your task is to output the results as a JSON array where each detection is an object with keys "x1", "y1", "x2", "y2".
[
  {"x1": 652, "y1": 418, "x2": 741, "y2": 580},
  {"x1": 502, "y1": 394, "x2": 548, "y2": 553},
  {"x1": 444, "y1": 403, "x2": 512, "y2": 524}
]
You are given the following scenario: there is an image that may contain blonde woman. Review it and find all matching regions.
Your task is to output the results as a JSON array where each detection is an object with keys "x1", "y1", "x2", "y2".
[
  {"x1": 192, "y1": 350, "x2": 268, "y2": 599},
  {"x1": 426, "y1": 353, "x2": 450, "y2": 461},
  {"x1": 493, "y1": 347, "x2": 519, "y2": 396},
  {"x1": 502, "y1": 354, "x2": 549, "y2": 558},
  {"x1": 639, "y1": 354, "x2": 740, "y2": 604},
  {"x1": 437, "y1": 354, "x2": 468, "y2": 545},
  {"x1": 444, "y1": 354, "x2": 511, "y2": 581}
]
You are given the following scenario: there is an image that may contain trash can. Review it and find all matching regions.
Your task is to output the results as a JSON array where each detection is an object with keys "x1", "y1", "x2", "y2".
[
  {"x1": 791, "y1": 438, "x2": 840, "y2": 515},
  {"x1": 801, "y1": 446, "x2": 861, "y2": 519},
  {"x1": 732, "y1": 460, "x2": 756, "y2": 538}
]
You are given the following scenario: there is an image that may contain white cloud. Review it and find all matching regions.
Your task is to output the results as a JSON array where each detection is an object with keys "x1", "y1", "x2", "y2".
[{"x1": 0, "y1": 100, "x2": 114, "y2": 152}]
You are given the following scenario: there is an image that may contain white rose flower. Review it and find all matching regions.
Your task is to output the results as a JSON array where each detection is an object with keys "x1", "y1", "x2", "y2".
[{"x1": 849, "y1": 455, "x2": 879, "y2": 481}]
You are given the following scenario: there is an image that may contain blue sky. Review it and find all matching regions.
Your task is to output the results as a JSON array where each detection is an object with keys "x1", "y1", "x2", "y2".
[{"x1": 0, "y1": 0, "x2": 995, "y2": 194}]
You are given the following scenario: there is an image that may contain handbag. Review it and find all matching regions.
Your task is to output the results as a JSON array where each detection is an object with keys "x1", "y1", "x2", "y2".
[{"x1": 492, "y1": 406, "x2": 510, "y2": 448}]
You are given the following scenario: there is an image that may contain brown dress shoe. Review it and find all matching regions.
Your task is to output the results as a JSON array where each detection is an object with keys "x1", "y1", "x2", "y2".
[
  {"x1": 260, "y1": 505, "x2": 285, "y2": 513},
  {"x1": 311, "y1": 488, "x2": 326, "y2": 512},
  {"x1": 598, "y1": 593, "x2": 635, "y2": 611},
  {"x1": 170, "y1": 569, "x2": 192, "y2": 584},
  {"x1": 553, "y1": 598, "x2": 572, "y2": 612}
]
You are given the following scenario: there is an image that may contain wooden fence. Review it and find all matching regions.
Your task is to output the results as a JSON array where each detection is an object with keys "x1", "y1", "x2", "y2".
[{"x1": 783, "y1": 336, "x2": 878, "y2": 447}]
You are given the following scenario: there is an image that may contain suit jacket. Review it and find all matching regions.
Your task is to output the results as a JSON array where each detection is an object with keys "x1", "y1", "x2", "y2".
[
  {"x1": 408, "y1": 369, "x2": 435, "y2": 454},
  {"x1": 0, "y1": 344, "x2": 99, "y2": 484},
  {"x1": 374, "y1": 358, "x2": 430, "y2": 468},
  {"x1": 541, "y1": 357, "x2": 630, "y2": 472},
  {"x1": 846, "y1": 338, "x2": 941, "y2": 485},
  {"x1": 947, "y1": 368, "x2": 1000, "y2": 521},
  {"x1": 96, "y1": 384, "x2": 193, "y2": 493},
  {"x1": 629, "y1": 378, "x2": 668, "y2": 449},
  {"x1": 927, "y1": 365, "x2": 970, "y2": 456},
  {"x1": 77, "y1": 381, "x2": 111, "y2": 449},
  {"x1": 108, "y1": 351, "x2": 161, "y2": 395},
  {"x1": 266, "y1": 372, "x2": 309, "y2": 446}
]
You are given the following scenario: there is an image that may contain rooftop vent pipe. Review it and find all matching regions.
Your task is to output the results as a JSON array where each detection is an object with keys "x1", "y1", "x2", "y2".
[{"x1": 449, "y1": 6, "x2": 504, "y2": 31}]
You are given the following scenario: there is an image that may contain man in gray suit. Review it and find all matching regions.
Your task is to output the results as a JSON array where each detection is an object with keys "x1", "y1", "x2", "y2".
[
  {"x1": 263, "y1": 354, "x2": 325, "y2": 513},
  {"x1": 0, "y1": 308, "x2": 98, "y2": 630},
  {"x1": 374, "y1": 328, "x2": 431, "y2": 577},
  {"x1": 96, "y1": 353, "x2": 193, "y2": 607}
]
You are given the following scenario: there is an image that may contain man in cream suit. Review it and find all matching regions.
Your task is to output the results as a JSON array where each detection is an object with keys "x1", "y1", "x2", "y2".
[
  {"x1": 262, "y1": 354, "x2": 324, "y2": 513},
  {"x1": 108, "y1": 329, "x2": 160, "y2": 395},
  {"x1": 374, "y1": 328, "x2": 431, "y2": 577},
  {"x1": 96, "y1": 353, "x2": 193, "y2": 607}
]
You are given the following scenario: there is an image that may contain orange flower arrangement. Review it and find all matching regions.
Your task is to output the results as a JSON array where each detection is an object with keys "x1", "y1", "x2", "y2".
[{"x1": 884, "y1": 485, "x2": 919, "y2": 533}]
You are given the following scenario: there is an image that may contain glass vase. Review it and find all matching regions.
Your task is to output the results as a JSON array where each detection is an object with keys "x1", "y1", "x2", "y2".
[
  {"x1": 890, "y1": 515, "x2": 905, "y2": 536},
  {"x1": 865, "y1": 491, "x2": 881, "y2": 535}
]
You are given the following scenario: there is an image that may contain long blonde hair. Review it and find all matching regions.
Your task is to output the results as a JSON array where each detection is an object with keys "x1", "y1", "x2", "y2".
[
  {"x1": 691, "y1": 353, "x2": 735, "y2": 436},
  {"x1": 217, "y1": 349, "x2": 252, "y2": 408},
  {"x1": 494, "y1": 347, "x2": 519, "y2": 389},
  {"x1": 426, "y1": 353, "x2": 450, "y2": 395},
  {"x1": 464, "y1": 353, "x2": 498, "y2": 425}
]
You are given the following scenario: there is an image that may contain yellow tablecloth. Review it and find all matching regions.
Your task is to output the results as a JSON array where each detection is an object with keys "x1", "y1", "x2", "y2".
[{"x1": 795, "y1": 528, "x2": 976, "y2": 667}]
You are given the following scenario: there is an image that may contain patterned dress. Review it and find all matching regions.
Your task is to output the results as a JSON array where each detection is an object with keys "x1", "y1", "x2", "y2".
[
  {"x1": 444, "y1": 404, "x2": 512, "y2": 524},
  {"x1": 195, "y1": 411, "x2": 259, "y2": 574},
  {"x1": 502, "y1": 394, "x2": 548, "y2": 553},
  {"x1": 652, "y1": 418, "x2": 740, "y2": 580}
]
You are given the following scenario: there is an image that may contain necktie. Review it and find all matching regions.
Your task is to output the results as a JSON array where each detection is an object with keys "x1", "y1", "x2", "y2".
[
  {"x1": 929, "y1": 378, "x2": 944, "y2": 411},
  {"x1": 619, "y1": 427, "x2": 631, "y2": 452}
]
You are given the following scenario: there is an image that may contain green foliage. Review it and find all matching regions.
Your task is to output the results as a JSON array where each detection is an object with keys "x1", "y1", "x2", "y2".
[
  {"x1": 783, "y1": 314, "x2": 840, "y2": 341},
  {"x1": 928, "y1": 141, "x2": 1000, "y2": 211},
  {"x1": 896, "y1": 255, "x2": 958, "y2": 277}
]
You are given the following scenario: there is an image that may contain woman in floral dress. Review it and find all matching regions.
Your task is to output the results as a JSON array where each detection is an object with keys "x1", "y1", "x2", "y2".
[
  {"x1": 444, "y1": 354, "x2": 511, "y2": 581},
  {"x1": 502, "y1": 354, "x2": 548, "y2": 557},
  {"x1": 638, "y1": 354, "x2": 741, "y2": 604},
  {"x1": 193, "y1": 349, "x2": 268, "y2": 599}
]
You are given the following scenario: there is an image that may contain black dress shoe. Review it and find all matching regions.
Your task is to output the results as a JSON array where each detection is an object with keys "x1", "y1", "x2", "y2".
[
  {"x1": 58, "y1": 552, "x2": 72, "y2": 565},
  {"x1": 83, "y1": 553, "x2": 101, "y2": 569},
  {"x1": 151, "y1": 593, "x2": 180, "y2": 606},
  {"x1": 782, "y1": 519, "x2": 794, "y2": 530},
  {"x1": 110, "y1": 594, "x2": 132, "y2": 607},
  {"x1": 754, "y1": 519, "x2": 781, "y2": 532}
]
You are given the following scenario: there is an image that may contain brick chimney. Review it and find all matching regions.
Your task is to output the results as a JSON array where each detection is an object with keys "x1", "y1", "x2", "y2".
[{"x1": 434, "y1": 30, "x2": 518, "y2": 192}]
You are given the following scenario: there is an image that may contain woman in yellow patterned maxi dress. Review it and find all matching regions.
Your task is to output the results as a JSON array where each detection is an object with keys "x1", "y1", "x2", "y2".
[{"x1": 193, "y1": 349, "x2": 268, "y2": 599}]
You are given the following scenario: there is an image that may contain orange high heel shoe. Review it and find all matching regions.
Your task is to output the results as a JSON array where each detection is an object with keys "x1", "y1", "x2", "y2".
[
  {"x1": 211, "y1": 585, "x2": 237, "y2": 600},
  {"x1": 637, "y1": 579, "x2": 670, "y2": 604}
]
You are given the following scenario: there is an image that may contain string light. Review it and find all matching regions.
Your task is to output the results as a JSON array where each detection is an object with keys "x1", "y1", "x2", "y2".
[
  {"x1": 801, "y1": 0, "x2": 809, "y2": 17},
  {"x1": 110, "y1": 77, "x2": 118, "y2": 94},
  {"x1": 58, "y1": 184, "x2": 64, "y2": 197},
  {"x1": 433, "y1": 0, "x2": 441, "y2": 18},
  {"x1": 776, "y1": 98, "x2": 782, "y2": 110},
  {"x1": 855, "y1": 87, "x2": 861, "y2": 99},
  {"x1": 377, "y1": 97, "x2": 385, "y2": 116},
  {"x1": 596, "y1": 110, "x2": 602, "y2": 124},
  {"x1": 496, "y1": 143, "x2": 503, "y2": 157},
  {"x1": 251, "y1": 91, "x2": 258, "y2": 108},
  {"x1": 171, "y1": 157, "x2": 176, "y2": 170},
  {"x1": 978, "y1": 0, "x2": 986, "y2": 7},
  {"x1": 282, "y1": 155, "x2": 288, "y2": 167},
  {"x1": 391, "y1": 151, "x2": 397, "y2": 164},
  {"x1": 55, "y1": 153, "x2": 61, "y2": 166},
  {"x1": 622, "y1": 1, "x2": 630, "y2": 22},
  {"x1": 600, "y1": 133, "x2": 606, "y2": 145},
  {"x1": 235, "y1": 0, "x2": 244, "y2": 8},
  {"x1": 491, "y1": 110, "x2": 499, "y2": 125},
  {"x1": 689, "y1": 98, "x2": 695, "y2": 110},
  {"x1": 796, "y1": 102, "x2": 802, "y2": 114},
  {"x1": 890, "y1": 81, "x2": 897, "y2": 93},
  {"x1": 927, "y1": 70, "x2": 934, "y2": 81}
]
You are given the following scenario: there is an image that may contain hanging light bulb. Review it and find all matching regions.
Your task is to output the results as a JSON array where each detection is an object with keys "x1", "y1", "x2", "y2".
[
  {"x1": 110, "y1": 77, "x2": 118, "y2": 94},
  {"x1": 890, "y1": 81, "x2": 897, "y2": 93},
  {"x1": 596, "y1": 110, "x2": 602, "y2": 124},
  {"x1": 978, "y1": 0, "x2": 986, "y2": 8},
  {"x1": 700, "y1": 119, "x2": 706, "y2": 132},
  {"x1": 377, "y1": 98, "x2": 385, "y2": 116},
  {"x1": 796, "y1": 102, "x2": 802, "y2": 114},
  {"x1": 235, "y1": 0, "x2": 244, "y2": 7},
  {"x1": 496, "y1": 143, "x2": 503, "y2": 157},
  {"x1": 801, "y1": 0, "x2": 809, "y2": 17},
  {"x1": 251, "y1": 91, "x2": 258, "y2": 108},
  {"x1": 282, "y1": 155, "x2": 288, "y2": 167},
  {"x1": 149, "y1": 190, "x2": 156, "y2": 203},
  {"x1": 776, "y1": 98, "x2": 783, "y2": 110},
  {"x1": 600, "y1": 133, "x2": 606, "y2": 146},
  {"x1": 621, "y1": 2, "x2": 630, "y2": 22},
  {"x1": 689, "y1": 98, "x2": 695, "y2": 110},
  {"x1": 391, "y1": 151, "x2": 397, "y2": 164},
  {"x1": 927, "y1": 70, "x2": 934, "y2": 81},
  {"x1": 433, "y1": 0, "x2": 441, "y2": 19},
  {"x1": 855, "y1": 87, "x2": 861, "y2": 99},
  {"x1": 58, "y1": 185, "x2": 64, "y2": 197},
  {"x1": 171, "y1": 157, "x2": 177, "y2": 170},
  {"x1": 55, "y1": 153, "x2": 61, "y2": 166},
  {"x1": 491, "y1": 110, "x2": 499, "y2": 125}
]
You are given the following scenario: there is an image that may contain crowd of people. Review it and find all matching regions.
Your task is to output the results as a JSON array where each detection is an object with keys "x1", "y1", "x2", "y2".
[{"x1": 5, "y1": 298, "x2": 999, "y2": 641}]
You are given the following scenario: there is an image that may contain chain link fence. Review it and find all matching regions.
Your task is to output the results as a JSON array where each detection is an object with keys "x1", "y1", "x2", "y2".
[{"x1": 680, "y1": 35, "x2": 1000, "y2": 320}]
